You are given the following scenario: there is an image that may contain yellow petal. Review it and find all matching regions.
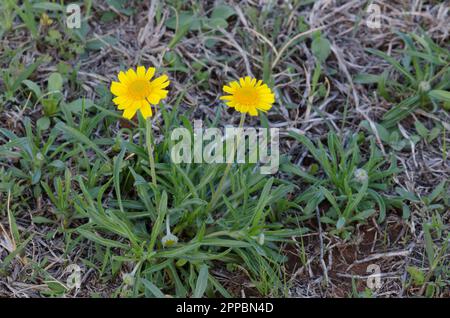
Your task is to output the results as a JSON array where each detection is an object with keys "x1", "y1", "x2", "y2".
[
  {"x1": 151, "y1": 74, "x2": 169, "y2": 87},
  {"x1": 257, "y1": 103, "x2": 272, "y2": 111},
  {"x1": 159, "y1": 80, "x2": 170, "y2": 89},
  {"x1": 131, "y1": 101, "x2": 141, "y2": 110},
  {"x1": 260, "y1": 93, "x2": 275, "y2": 103},
  {"x1": 113, "y1": 96, "x2": 128, "y2": 105},
  {"x1": 223, "y1": 85, "x2": 235, "y2": 94},
  {"x1": 147, "y1": 94, "x2": 161, "y2": 105},
  {"x1": 248, "y1": 108, "x2": 258, "y2": 116},
  {"x1": 136, "y1": 66, "x2": 146, "y2": 78},
  {"x1": 153, "y1": 90, "x2": 168, "y2": 99},
  {"x1": 117, "y1": 100, "x2": 131, "y2": 110},
  {"x1": 145, "y1": 67, "x2": 155, "y2": 80},
  {"x1": 235, "y1": 104, "x2": 245, "y2": 113},
  {"x1": 140, "y1": 104, "x2": 153, "y2": 119},
  {"x1": 118, "y1": 71, "x2": 129, "y2": 85},
  {"x1": 230, "y1": 81, "x2": 240, "y2": 89},
  {"x1": 126, "y1": 69, "x2": 137, "y2": 80},
  {"x1": 123, "y1": 107, "x2": 137, "y2": 119},
  {"x1": 110, "y1": 82, "x2": 127, "y2": 96},
  {"x1": 259, "y1": 84, "x2": 269, "y2": 91}
]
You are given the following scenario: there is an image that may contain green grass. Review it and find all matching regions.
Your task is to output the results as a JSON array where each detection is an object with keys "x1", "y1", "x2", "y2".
[
  {"x1": 0, "y1": 95, "x2": 308, "y2": 296},
  {"x1": 69, "y1": 109, "x2": 308, "y2": 297},
  {"x1": 0, "y1": 0, "x2": 449, "y2": 298},
  {"x1": 282, "y1": 131, "x2": 402, "y2": 239},
  {"x1": 356, "y1": 31, "x2": 450, "y2": 128}
]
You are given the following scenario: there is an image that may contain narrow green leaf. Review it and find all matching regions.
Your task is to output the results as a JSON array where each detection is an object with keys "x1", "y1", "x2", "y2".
[
  {"x1": 193, "y1": 265, "x2": 209, "y2": 298},
  {"x1": 141, "y1": 279, "x2": 166, "y2": 298},
  {"x1": 113, "y1": 147, "x2": 126, "y2": 213},
  {"x1": 55, "y1": 123, "x2": 109, "y2": 161},
  {"x1": 429, "y1": 90, "x2": 450, "y2": 102}
]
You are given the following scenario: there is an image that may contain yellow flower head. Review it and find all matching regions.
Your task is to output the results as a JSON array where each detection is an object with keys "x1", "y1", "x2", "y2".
[
  {"x1": 110, "y1": 66, "x2": 170, "y2": 119},
  {"x1": 220, "y1": 76, "x2": 275, "y2": 116},
  {"x1": 40, "y1": 13, "x2": 53, "y2": 26}
]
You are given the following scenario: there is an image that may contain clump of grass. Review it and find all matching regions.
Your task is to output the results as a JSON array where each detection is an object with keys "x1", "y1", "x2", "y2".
[
  {"x1": 356, "y1": 31, "x2": 450, "y2": 128},
  {"x1": 0, "y1": 88, "x2": 307, "y2": 296},
  {"x1": 283, "y1": 131, "x2": 401, "y2": 238},
  {"x1": 407, "y1": 221, "x2": 449, "y2": 298},
  {"x1": 69, "y1": 106, "x2": 307, "y2": 297}
]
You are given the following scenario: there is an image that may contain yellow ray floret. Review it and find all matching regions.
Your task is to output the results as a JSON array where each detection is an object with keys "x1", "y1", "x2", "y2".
[
  {"x1": 220, "y1": 76, "x2": 275, "y2": 116},
  {"x1": 110, "y1": 66, "x2": 170, "y2": 119}
]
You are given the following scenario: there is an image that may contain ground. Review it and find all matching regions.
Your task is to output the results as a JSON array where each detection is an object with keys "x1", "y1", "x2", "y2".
[{"x1": 0, "y1": 0, "x2": 449, "y2": 298}]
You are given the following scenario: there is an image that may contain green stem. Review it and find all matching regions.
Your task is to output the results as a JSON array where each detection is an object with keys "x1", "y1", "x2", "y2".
[
  {"x1": 145, "y1": 118, "x2": 157, "y2": 187},
  {"x1": 205, "y1": 112, "x2": 246, "y2": 214}
]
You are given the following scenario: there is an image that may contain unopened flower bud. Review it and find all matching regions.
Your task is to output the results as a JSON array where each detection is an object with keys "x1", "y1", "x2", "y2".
[
  {"x1": 161, "y1": 233, "x2": 178, "y2": 247},
  {"x1": 122, "y1": 273, "x2": 135, "y2": 286},
  {"x1": 419, "y1": 81, "x2": 431, "y2": 93},
  {"x1": 354, "y1": 168, "x2": 368, "y2": 183}
]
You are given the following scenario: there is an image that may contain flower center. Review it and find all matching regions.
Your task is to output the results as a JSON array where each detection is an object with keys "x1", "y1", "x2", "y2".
[
  {"x1": 234, "y1": 87, "x2": 259, "y2": 106},
  {"x1": 129, "y1": 79, "x2": 151, "y2": 99}
]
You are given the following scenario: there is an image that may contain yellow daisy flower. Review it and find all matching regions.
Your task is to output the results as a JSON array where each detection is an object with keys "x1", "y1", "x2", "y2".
[
  {"x1": 220, "y1": 76, "x2": 275, "y2": 116},
  {"x1": 110, "y1": 66, "x2": 170, "y2": 119}
]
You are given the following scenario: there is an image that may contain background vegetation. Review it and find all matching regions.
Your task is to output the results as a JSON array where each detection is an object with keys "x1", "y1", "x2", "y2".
[{"x1": 0, "y1": 0, "x2": 449, "y2": 298}]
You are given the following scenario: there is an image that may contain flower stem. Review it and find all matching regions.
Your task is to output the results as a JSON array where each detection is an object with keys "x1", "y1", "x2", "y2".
[
  {"x1": 145, "y1": 117, "x2": 157, "y2": 187},
  {"x1": 165, "y1": 214, "x2": 171, "y2": 235},
  {"x1": 205, "y1": 112, "x2": 246, "y2": 214}
]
